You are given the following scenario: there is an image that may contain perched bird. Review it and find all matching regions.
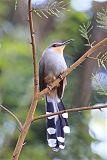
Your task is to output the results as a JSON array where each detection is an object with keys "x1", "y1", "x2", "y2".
[{"x1": 39, "y1": 39, "x2": 72, "y2": 151}]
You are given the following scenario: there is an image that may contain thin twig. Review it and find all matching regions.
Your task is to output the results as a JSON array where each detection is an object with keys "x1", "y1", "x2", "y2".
[
  {"x1": 39, "y1": 38, "x2": 107, "y2": 98},
  {"x1": 32, "y1": 105, "x2": 107, "y2": 121},
  {"x1": 12, "y1": 0, "x2": 39, "y2": 159},
  {"x1": 29, "y1": 11, "x2": 38, "y2": 92},
  {"x1": 0, "y1": 104, "x2": 22, "y2": 129}
]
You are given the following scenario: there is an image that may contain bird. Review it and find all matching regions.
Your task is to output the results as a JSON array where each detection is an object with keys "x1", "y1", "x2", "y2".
[{"x1": 39, "y1": 39, "x2": 72, "y2": 151}]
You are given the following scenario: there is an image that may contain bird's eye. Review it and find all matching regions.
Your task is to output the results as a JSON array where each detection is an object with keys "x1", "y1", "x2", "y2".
[{"x1": 52, "y1": 44, "x2": 57, "y2": 47}]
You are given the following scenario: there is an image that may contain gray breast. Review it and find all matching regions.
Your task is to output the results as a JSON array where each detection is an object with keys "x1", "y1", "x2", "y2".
[{"x1": 43, "y1": 51, "x2": 67, "y2": 76}]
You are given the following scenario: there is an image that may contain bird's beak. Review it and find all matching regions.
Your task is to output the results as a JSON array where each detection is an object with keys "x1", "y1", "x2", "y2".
[
  {"x1": 54, "y1": 39, "x2": 73, "y2": 54},
  {"x1": 62, "y1": 39, "x2": 74, "y2": 46}
]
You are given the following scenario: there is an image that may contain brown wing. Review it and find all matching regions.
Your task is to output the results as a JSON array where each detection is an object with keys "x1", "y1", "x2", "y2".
[{"x1": 57, "y1": 77, "x2": 67, "y2": 99}]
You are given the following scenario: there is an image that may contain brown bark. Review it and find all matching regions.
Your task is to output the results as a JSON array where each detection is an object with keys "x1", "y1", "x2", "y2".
[
  {"x1": 32, "y1": 105, "x2": 107, "y2": 121},
  {"x1": 12, "y1": 0, "x2": 39, "y2": 159}
]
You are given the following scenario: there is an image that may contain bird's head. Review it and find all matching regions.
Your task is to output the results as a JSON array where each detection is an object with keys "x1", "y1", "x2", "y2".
[{"x1": 48, "y1": 39, "x2": 73, "y2": 55}]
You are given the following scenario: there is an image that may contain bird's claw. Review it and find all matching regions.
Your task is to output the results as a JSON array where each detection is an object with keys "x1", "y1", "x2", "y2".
[
  {"x1": 58, "y1": 74, "x2": 63, "y2": 80},
  {"x1": 47, "y1": 84, "x2": 52, "y2": 91}
]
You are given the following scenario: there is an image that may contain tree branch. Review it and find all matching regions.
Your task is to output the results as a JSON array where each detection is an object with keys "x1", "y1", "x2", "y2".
[
  {"x1": 32, "y1": 105, "x2": 107, "y2": 121},
  {"x1": 29, "y1": 10, "x2": 38, "y2": 93},
  {"x1": 0, "y1": 104, "x2": 22, "y2": 129},
  {"x1": 12, "y1": 0, "x2": 39, "y2": 159},
  {"x1": 39, "y1": 38, "x2": 107, "y2": 98},
  {"x1": 11, "y1": 2, "x2": 107, "y2": 158}
]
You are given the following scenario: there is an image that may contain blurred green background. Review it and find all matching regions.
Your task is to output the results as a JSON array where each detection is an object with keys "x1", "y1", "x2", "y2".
[{"x1": 0, "y1": 0, "x2": 107, "y2": 160}]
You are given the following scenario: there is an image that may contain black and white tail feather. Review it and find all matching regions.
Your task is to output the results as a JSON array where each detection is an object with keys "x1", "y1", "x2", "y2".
[{"x1": 46, "y1": 95, "x2": 70, "y2": 152}]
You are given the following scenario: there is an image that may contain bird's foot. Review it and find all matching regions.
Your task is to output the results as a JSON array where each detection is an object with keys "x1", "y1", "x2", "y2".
[
  {"x1": 58, "y1": 74, "x2": 63, "y2": 80},
  {"x1": 47, "y1": 84, "x2": 52, "y2": 91},
  {"x1": 47, "y1": 84, "x2": 53, "y2": 94}
]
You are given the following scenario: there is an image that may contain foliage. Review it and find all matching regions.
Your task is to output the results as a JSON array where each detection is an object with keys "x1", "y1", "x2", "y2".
[
  {"x1": 96, "y1": 8, "x2": 107, "y2": 29},
  {"x1": 33, "y1": 0, "x2": 70, "y2": 18},
  {"x1": 96, "y1": 52, "x2": 107, "y2": 69},
  {"x1": 79, "y1": 21, "x2": 95, "y2": 47},
  {"x1": 79, "y1": 12, "x2": 107, "y2": 98},
  {"x1": 0, "y1": 1, "x2": 106, "y2": 160}
]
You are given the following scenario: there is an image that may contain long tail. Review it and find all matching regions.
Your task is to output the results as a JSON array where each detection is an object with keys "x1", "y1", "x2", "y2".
[{"x1": 46, "y1": 95, "x2": 70, "y2": 152}]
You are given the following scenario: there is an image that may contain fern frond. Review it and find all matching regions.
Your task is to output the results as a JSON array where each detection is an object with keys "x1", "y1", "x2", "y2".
[
  {"x1": 40, "y1": 11, "x2": 48, "y2": 18},
  {"x1": 79, "y1": 21, "x2": 94, "y2": 48},
  {"x1": 33, "y1": 0, "x2": 70, "y2": 19},
  {"x1": 96, "y1": 52, "x2": 107, "y2": 69},
  {"x1": 96, "y1": 8, "x2": 107, "y2": 29},
  {"x1": 33, "y1": 10, "x2": 42, "y2": 18}
]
